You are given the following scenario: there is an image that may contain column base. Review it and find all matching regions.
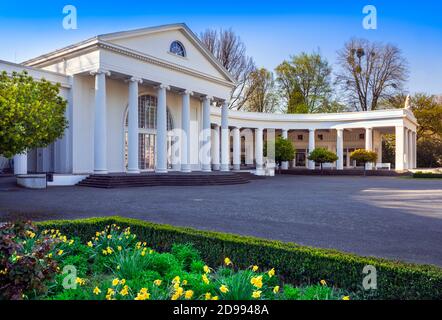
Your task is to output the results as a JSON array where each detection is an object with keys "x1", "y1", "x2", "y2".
[
  {"x1": 212, "y1": 164, "x2": 220, "y2": 171},
  {"x1": 220, "y1": 164, "x2": 230, "y2": 172},
  {"x1": 155, "y1": 168, "x2": 168, "y2": 174},
  {"x1": 127, "y1": 169, "x2": 140, "y2": 174},
  {"x1": 281, "y1": 162, "x2": 289, "y2": 170},
  {"x1": 202, "y1": 164, "x2": 212, "y2": 172},
  {"x1": 181, "y1": 164, "x2": 191, "y2": 173},
  {"x1": 232, "y1": 164, "x2": 240, "y2": 171},
  {"x1": 94, "y1": 169, "x2": 108, "y2": 174}
]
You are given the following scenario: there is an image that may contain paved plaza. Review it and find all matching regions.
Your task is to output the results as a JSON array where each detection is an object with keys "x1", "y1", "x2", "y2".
[{"x1": 0, "y1": 175, "x2": 441, "y2": 266}]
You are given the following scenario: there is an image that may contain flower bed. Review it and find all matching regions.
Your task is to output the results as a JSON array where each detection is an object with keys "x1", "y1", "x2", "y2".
[
  {"x1": 2, "y1": 216, "x2": 442, "y2": 300},
  {"x1": 0, "y1": 222, "x2": 348, "y2": 300}
]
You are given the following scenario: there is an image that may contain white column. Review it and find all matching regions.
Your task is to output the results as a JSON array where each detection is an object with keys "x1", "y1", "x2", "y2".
[
  {"x1": 255, "y1": 128, "x2": 264, "y2": 174},
  {"x1": 244, "y1": 129, "x2": 254, "y2": 166},
  {"x1": 232, "y1": 127, "x2": 241, "y2": 170},
  {"x1": 413, "y1": 131, "x2": 417, "y2": 169},
  {"x1": 201, "y1": 96, "x2": 212, "y2": 172},
  {"x1": 127, "y1": 77, "x2": 141, "y2": 173},
  {"x1": 181, "y1": 90, "x2": 192, "y2": 172},
  {"x1": 281, "y1": 129, "x2": 289, "y2": 170},
  {"x1": 308, "y1": 129, "x2": 315, "y2": 170},
  {"x1": 13, "y1": 153, "x2": 27, "y2": 175},
  {"x1": 404, "y1": 128, "x2": 409, "y2": 169},
  {"x1": 346, "y1": 148, "x2": 351, "y2": 168},
  {"x1": 211, "y1": 124, "x2": 220, "y2": 170},
  {"x1": 408, "y1": 129, "x2": 413, "y2": 170},
  {"x1": 93, "y1": 70, "x2": 110, "y2": 174},
  {"x1": 365, "y1": 128, "x2": 373, "y2": 170},
  {"x1": 220, "y1": 101, "x2": 230, "y2": 172},
  {"x1": 156, "y1": 84, "x2": 168, "y2": 173},
  {"x1": 171, "y1": 134, "x2": 181, "y2": 171},
  {"x1": 395, "y1": 126, "x2": 405, "y2": 171},
  {"x1": 336, "y1": 129, "x2": 344, "y2": 170}
]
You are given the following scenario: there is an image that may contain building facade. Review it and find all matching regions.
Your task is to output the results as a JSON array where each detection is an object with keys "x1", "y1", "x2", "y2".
[{"x1": 0, "y1": 23, "x2": 418, "y2": 182}]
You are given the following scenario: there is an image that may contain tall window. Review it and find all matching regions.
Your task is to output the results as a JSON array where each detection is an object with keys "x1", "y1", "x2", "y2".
[
  {"x1": 170, "y1": 41, "x2": 186, "y2": 57},
  {"x1": 124, "y1": 95, "x2": 174, "y2": 170}
]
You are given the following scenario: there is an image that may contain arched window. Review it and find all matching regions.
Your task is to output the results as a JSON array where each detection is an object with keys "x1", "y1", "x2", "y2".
[
  {"x1": 124, "y1": 95, "x2": 174, "y2": 170},
  {"x1": 169, "y1": 40, "x2": 186, "y2": 57}
]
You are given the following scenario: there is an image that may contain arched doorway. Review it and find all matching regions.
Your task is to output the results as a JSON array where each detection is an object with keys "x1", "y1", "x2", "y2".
[{"x1": 124, "y1": 95, "x2": 174, "y2": 171}]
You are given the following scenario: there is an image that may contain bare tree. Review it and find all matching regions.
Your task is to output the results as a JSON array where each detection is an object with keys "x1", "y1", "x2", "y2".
[
  {"x1": 200, "y1": 28, "x2": 256, "y2": 110},
  {"x1": 336, "y1": 38, "x2": 409, "y2": 111},
  {"x1": 244, "y1": 68, "x2": 279, "y2": 113}
]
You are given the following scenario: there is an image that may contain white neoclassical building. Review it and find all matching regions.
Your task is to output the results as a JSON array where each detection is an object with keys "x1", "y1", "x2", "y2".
[{"x1": 0, "y1": 23, "x2": 418, "y2": 184}]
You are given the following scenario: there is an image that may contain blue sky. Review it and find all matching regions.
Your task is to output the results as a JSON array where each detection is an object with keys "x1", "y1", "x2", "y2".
[{"x1": 1, "y1": 0, "x2": 441, "y2": 94}]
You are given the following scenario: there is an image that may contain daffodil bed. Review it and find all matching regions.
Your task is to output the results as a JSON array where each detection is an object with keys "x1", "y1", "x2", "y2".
[{"x1": 0, "y1": 222, "x2": 351, "y2": 300}]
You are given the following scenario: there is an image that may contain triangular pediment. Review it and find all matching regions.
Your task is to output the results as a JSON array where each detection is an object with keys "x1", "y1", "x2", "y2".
[{"x1": 99, "y1": 24, "x2": 235, "y2": 84}]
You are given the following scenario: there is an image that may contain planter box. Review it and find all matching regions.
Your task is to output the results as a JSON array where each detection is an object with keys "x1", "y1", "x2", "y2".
[{"x1": 16, "y1": 174, "x2": 47, "y2": 189}]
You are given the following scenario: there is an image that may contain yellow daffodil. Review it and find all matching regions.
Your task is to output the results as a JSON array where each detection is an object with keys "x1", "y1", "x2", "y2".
[
  {"x1": 93, "y1": 287, "x2": 101, "y2": 295},
  {"x1": 112, "y1": 278, "x2": 120, "y2": 286},
  {"x1": 212, "y1": 296, "x2": 219, "y2": 300},
  {"x1": 153, "y1": 279, "x2": 162, "y2": 286},
  {"x1": 182, "y1": 280, "x2": 188, "y2": 286},
  {"x1": 273, "y1": 286, "x2": 280, "y2": 294},
  {"x1": 268, "y1": 268, "x2": 275, "y2": 278},
  {"x1": 252, "y1": 290, "x2": 262, "y2": 299},
  {"x1": 120, "y1": 279, "x2": 126, "y2": 285},
  {"x1": 184, "y1": 290, "x2": 194, "y2": 300},
  {"x1": 219, "y1": 285, "x2": 229, "y2": 294},
  {"x1": 117, "y1": 246, "x2": 122, "y2": 251},
  {"x1": 204, "y1": 292, "x2": 212, "y2": 300},
  {"x1": 120, "y1": 285, "x2": 129, "y2": 296},
  {"x1": 87, "y1": 241, "x2": 93, "y2": 247},
  {"x1": 102, "y1": 250, "x2": 108, "y2": 255},
  {"x1": 342, "y1": 296, "x2": 350, "y2": 300},
  {"x1": 75, "y1": 277, "x2": 86, "y2": 286},
  {"x1": 106, "y1": 247, "x2": 113, "y2": 254},
  {"x1": 320, "y1": 280, "x2": 327, "y2": 286},
  {"x1": 202, "y1": 274, "x2": 210, "y2": 285},
  {"x1": 57, "y1": 250, "x2": 63, "y2": 256},
  {"x1": 107, "y1": 235, "x2": 112, "y2": 239},
  {"x1": 48, "y1": 253, "x2": 53, "y2": 258},
  {"x1": 203, "y1": 265, "x2": 211, "y2": 274},
  {"x1": 172, "y1": 276, "x2": 180, "y2": 284},
  {"x1": 116, "y1": 265, "x2": 120, "y2": 270},
  {"x1": 224, "y1": 257, "x2": 232, "y2": 266},
  {"x1": 69, "y1": 239, "x2": 74, "y2": 245},
  {"x1": 250, "y1": 276, "x2": 263, "y2": 289},
  {"x1": 252, "y1": 265, "x2": 259, "y2": 272},
  {"x1": 95, "y1": 232, "x2": 100, "y2": 237}
]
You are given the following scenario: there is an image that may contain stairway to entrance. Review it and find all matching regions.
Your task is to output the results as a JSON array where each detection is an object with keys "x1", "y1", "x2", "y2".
[{"x1": 77, "y1": 172, "x2": 259, "y2": 188}]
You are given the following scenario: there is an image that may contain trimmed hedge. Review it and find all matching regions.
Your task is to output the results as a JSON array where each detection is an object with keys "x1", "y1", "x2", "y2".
[
  {"x1": 37, "y1": 216, "x2": 442, "y2": 300},
  {"x1": 413, "y1": 172, "x2": 442, "y2": 179}
]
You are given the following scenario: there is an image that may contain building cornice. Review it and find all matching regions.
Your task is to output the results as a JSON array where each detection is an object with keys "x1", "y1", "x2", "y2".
[{"x1": 211, "y1": 107, "x2": 419, "y2": 127}]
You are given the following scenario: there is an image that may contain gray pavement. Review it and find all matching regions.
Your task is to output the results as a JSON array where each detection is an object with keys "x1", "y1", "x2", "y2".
[{"x1": 0, "y1": 175, "x2": 441, "y2": 266}]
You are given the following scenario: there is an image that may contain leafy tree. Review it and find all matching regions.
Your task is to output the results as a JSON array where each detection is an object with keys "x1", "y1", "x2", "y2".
[
  {"x1": 0, "y1": 71, "x2": 68, "y2": 158},
  {"x1": 382, "y1": 93, "x2": 442, "y2": 167},
  {"x1": 244, "y1": 68, "x2": 279, "y2": 113},
  {"x1": 336, "y1": 38, "x2": 409, "y2": 111},
  {"x1": 264, "y1": 137, "x2": 296, "y2": 171},
  {"x1": 350, "y1": 149, "x2": 378, "y2": 175},
  {"x1": 275, "y1": 52, "x2": 334, "y2": 114},
  {"x1": 307, "y1": 148, "x2": 338, "y2": 171}
]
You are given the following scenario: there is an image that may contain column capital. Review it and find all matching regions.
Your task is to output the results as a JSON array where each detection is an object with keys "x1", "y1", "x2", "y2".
[
  {"x1": 309, "y1": 128, "x2": 316, "y2": 132},
  {"x1": 127, "y1": 77, "x2": 143, "y2": 84},
  {"x1": 155, "y1": 84, "x2": 170, "y2": 91},
  {"x1": 202, "y1": 95, "x2": 213, "y2": 102},
  {"x1": 90, "y1": 69, "x2": 111, "y2": 76},
  {"x1": 181, "y1": 89, "x2": 193, "y2": 96}
]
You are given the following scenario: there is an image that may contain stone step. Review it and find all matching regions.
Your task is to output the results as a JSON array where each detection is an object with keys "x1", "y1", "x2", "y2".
[{"x1": 77, "y1": 172, "x2": 256, "y2": 188}]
